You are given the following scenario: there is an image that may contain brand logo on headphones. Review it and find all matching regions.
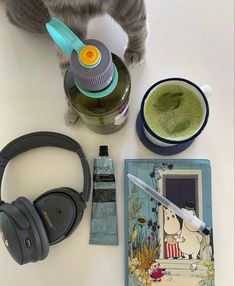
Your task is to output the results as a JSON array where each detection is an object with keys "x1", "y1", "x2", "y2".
[
  {"x1": 41, "y1": 210, "x2": 55, "y2": 229},
  {"x1": 1, "y1": 231, "x2": 9, "y2": 248}
]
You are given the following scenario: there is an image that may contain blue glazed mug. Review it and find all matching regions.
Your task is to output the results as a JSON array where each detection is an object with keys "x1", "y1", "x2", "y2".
[{"x1": 140, "y1": 78, "x2": 211, "y2": 150}]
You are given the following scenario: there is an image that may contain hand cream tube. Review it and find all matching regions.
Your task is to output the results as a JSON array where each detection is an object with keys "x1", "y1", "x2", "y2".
[{"x1": 89, "y1": 146, "x2": 118, "y2": 245}]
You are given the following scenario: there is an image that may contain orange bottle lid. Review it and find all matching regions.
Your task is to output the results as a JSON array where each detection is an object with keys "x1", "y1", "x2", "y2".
[{"x1": 79, "y1": 45, "x2": 101, "y2": 66}]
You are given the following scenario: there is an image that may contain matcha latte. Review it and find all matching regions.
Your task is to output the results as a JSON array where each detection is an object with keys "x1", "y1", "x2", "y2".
[{"x1": 144, "y1": 84, "x2": 204, "y2": 141}]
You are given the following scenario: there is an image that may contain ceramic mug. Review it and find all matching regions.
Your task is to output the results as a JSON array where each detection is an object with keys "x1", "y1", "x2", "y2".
[{"x1": 140, "y1": 78, "x2": 211, "y2": 151}]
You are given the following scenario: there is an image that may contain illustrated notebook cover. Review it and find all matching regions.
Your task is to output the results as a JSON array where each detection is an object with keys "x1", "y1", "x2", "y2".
[{"x1": 124, "y1": 159, "x2": 214, "y2": 286}]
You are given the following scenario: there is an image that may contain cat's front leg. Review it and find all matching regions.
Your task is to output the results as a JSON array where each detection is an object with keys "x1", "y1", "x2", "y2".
[
  {"x1": 110, "y1": 0, "x2": 148, "y2": 67},
  {"x1": 124, "y1": 28, "x2": 148, "y2": 67}
]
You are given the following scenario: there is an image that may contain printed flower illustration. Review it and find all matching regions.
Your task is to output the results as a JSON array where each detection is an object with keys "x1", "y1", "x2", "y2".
[
  {"x1": 137, "y1": 216, "x2": 148, "y2": 226},
  {"x1": 129, "y1": 258, "x2": 152, "y2": 286},
  {"x1": 199, "y1": 260, "x2": 215, "y2": 286},
  {"x1": 129, "y1": 257, "x2": 141, "y2": 273}
]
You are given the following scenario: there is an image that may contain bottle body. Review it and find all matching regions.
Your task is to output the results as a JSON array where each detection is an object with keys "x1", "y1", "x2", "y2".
[{"x1": 64, "y1": 54, "x2": 131, "y2": 134}]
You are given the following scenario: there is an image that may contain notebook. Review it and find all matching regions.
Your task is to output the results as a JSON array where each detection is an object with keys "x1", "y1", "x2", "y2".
[{"x1": 124, "y1": 159, "x2": 214, "y2": 286}]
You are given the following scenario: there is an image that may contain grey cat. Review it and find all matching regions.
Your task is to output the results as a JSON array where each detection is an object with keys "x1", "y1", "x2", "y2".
[{"x1": 6, "y1": 0, "x2": 148, "y2": 125}]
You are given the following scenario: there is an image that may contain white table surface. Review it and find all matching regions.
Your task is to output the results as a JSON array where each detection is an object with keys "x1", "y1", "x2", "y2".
[{"x1": 0, "y1": 1, "x2": 234, "y2": 285}]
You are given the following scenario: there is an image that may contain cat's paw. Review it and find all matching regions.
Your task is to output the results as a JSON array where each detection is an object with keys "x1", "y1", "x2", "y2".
[
  {"x1": 65, "y1": 105, "x2": 79, "y2": 126},
  {"x1": 124, "y1": 48, "x2": 146, "y2": 68}
]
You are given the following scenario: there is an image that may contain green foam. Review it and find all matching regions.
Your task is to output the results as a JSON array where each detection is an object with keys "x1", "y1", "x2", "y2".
[{"x1": 144, "y1": 84, "x2": 204, "y2": 141}]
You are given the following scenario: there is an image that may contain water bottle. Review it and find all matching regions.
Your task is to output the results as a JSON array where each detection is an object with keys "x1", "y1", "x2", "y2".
[{"x1": 46, "y1": 18, "x2": 131, "y2": 134}]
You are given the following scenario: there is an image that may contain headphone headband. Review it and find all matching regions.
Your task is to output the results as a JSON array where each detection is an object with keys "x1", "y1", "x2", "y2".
[{"x1": 0, "y1": 131, "x2": 91, "y2": 202}]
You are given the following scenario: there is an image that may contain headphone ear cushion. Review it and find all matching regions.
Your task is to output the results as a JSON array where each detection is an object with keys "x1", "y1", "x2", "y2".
[{"x1": 15, "y1": 197, "x2": 49, "y2": 261}]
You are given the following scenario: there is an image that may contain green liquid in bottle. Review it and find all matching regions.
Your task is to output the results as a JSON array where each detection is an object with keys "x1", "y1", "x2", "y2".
[{"x1": 64, "y1": 54, "x2": 131, "y2": 134}]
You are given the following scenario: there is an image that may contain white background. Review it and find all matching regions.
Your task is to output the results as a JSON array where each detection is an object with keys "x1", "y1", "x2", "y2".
[{"x1": 0, "y1": 0, "x2": 234, "y2": 285}]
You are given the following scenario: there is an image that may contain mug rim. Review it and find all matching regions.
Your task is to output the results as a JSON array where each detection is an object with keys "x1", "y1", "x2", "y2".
[{"x1": 140, "y1": 77, "x2": 210, "y2": 144}]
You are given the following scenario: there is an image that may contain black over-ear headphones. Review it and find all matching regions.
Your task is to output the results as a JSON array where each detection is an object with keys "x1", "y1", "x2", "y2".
[{"x1": 0, "y1": 132, "x2": 91, "y2": 265}]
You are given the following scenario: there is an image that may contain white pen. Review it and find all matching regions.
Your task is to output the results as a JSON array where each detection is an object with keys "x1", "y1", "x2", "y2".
[{"x1": 127, "y1": 174, "x2": 210, "y2": 235}]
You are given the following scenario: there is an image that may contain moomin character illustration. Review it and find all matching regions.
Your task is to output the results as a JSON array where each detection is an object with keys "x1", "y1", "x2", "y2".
[
  {"x1": 148, "y1": 261, "x2": 166, "y2": 282},
  {"x1": 177, "y1": 201, "x2": 203, "y2": 259},
  {"x1": 163, "y1": 208, "x2": 182, "y2": 259}
]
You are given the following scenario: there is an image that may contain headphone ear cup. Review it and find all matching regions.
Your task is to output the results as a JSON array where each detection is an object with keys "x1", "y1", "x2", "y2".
[
  {"x1": 61, "y1": 187, "x2": 86, "y2": 233},
  {"x1": 58, "y1": 188, "x2": 86, "y2": 236},
  {"x1": 34, "y1": 187, "x2": 86, "y2": 244},
  {"x1": 0, "y1": 203, "x2": 28, "y2": 265},
  {"x1": 14, "y1": 197, "x2": 49, "y2": 262}
]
